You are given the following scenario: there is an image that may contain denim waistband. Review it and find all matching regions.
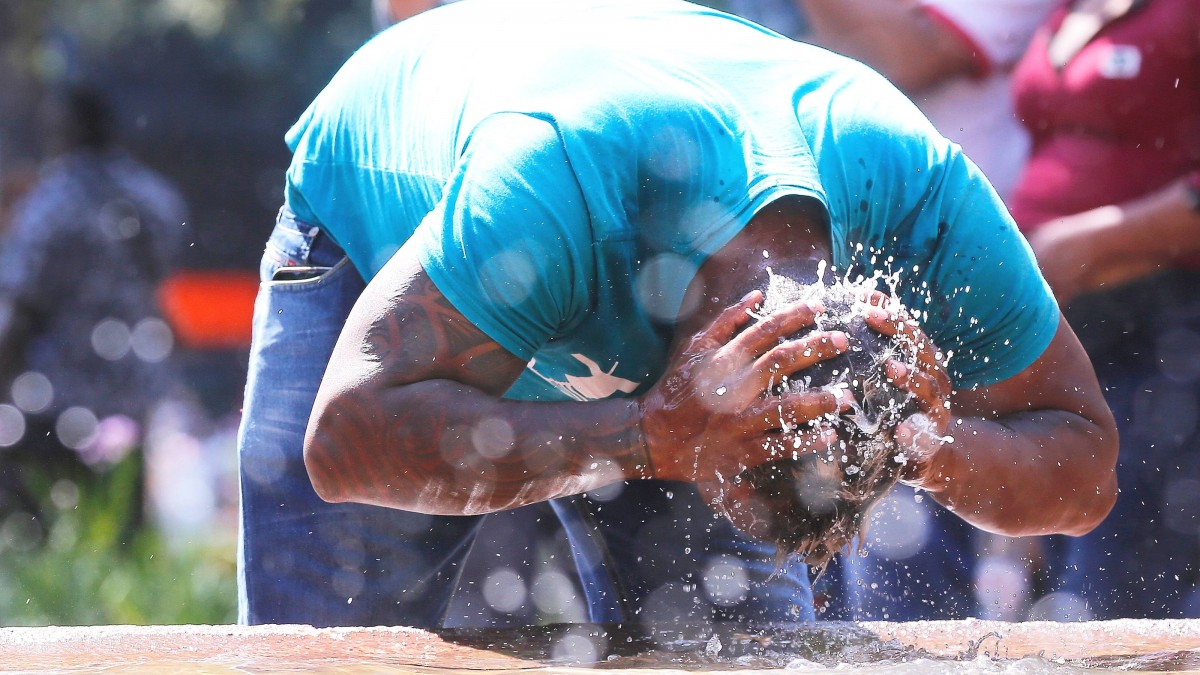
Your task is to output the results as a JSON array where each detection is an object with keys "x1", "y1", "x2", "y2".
[
  {"x1": 309, "y1": 229, "x2": 345, "y2": 268},
  {"x1": 277, "y1": 206, "x2": 345, "y2": 268}
]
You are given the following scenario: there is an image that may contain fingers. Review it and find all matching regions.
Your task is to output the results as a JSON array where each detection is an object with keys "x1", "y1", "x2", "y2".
[
  {"x1": 732, "y1": 389, "x2": 848, "y2": 440},
  {"x1": 748, "y1": 329, "x2": 848, "y2": 391},
  {"x1": 893, "y1": 415, "x2": 949, "y2": 488},
  {"x1": 853, "y1": 302, "x2": 953, "y2": 432},
  {"x1": 852, "y1": 288, "x2": 892, "y2": 308},
  {"x1": 726, "y1": 298, "x2": 824, "y2": 358},
  {"x1": 860, "y1": 304, "x2": 945, "y2": 371},
  {"x1": 885, "y1": 359, "x2": 951, "y2": 425},
  {"x1": 762, "y1": 386, "x2": 850, "y2": 424},
  {"x1": 731, "y1": 425, "x2": 839, "y2": 474},
  {"x1": 685, "y1": 290, "x2": 764, "y2": 353}
]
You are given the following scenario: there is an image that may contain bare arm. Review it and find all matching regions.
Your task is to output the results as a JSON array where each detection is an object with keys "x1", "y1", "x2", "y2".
[
  {"x1": 795, "y1": 0, "x2": 979, "y2": 93},
  {"x1": 379, "y1": 0, "x2": 440, "y2": 23},
  {"x1": 304, "y1": 251, "x2": 643, "y2": 515},
  {"x1": 887, "y1": 312, "x2": 1118, "y2": 536},
  {"x1": 1027, "y1": 177, "x2": 1200, "y2": 306},
  {"x1": 304, "y1": 243, "x2": 849, "y2": 516}
]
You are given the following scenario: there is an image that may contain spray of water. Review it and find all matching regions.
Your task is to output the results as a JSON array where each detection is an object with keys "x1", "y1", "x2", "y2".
[{"x1": 728, "y1": 267, "x2": 925, "y2": 572}]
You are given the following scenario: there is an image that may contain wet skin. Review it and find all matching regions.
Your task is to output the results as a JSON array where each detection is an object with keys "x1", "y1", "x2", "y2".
[{"x1": 304, "y1": 196, "x2": 1118, "y2": 537}]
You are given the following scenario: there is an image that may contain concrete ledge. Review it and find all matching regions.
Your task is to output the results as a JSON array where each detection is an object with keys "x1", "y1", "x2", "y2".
[{"x1": 2, "y1": 620, "x2": 1199, "y2": 672}]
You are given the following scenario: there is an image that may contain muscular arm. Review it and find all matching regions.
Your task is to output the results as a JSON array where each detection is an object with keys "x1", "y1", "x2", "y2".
[
  {"x1": 795, "y1": 0, "x2": 978, "y2": 93},
  {"x1": 906, "y1": 315, "x2": 1118, "y2": 536},
  {"x1": 304, "y1": 242, "x2": 847, "y2": 516},
  {"x1": 303, "y1": 249, "x2": 648, "y2": 515}
]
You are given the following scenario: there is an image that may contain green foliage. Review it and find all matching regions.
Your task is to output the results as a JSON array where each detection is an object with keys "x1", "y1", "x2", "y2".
[{"x1": 0, "y1": 454, "x2": 236, "y2": 626}]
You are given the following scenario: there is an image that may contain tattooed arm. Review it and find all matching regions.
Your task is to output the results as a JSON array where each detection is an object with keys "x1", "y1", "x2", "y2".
[{"x1": 303, "y1": 238, "x2": 850, "y2": 516}]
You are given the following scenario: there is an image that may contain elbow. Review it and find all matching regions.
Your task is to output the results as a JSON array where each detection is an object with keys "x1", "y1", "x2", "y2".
[
  {"x1": 1063, "y1": 475, "x2": 1117, "y2": 537},
  {"x1": 1065, "y1": 418, "x2": 1121, "y2": 536},
  {"x1": 303, "y1": 392, "x2": 355, "y2": 505}
]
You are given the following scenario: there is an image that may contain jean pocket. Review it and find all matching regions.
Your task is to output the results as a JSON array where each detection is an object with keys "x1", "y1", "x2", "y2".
[{"x1": 260, "y1": 209, "x2": 320, "y2": 282}]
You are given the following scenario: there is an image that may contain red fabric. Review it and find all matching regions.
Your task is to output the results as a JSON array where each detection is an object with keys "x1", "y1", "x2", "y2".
[
  {"x1": 1009, "y1": 0, "x2": 1200, "y2": 231},
  {"x1": 158, "y1": 270, "x2": 259, "y2": 349}
]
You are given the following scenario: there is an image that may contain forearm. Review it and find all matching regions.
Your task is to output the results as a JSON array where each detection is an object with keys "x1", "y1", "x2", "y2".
[
  {"x1": 913, "y1": 410, "x2": 1117, "y2": 536},
  {"x1": 305, "y1": 379, "x2": 649, "y2": 515},
  {"x1": 1084, "y1": 178, "x2": 1200, "y2": 277}
]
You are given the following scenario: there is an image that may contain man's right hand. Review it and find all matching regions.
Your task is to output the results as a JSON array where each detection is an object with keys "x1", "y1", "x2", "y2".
[{"x1": 638, "y1": 289, "x2": 851, "y2": 485}]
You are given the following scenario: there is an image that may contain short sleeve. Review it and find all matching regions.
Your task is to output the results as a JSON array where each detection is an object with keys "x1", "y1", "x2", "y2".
[
  {"x1": 411, "y1": 114, "x2": 595, "y2": 362},
  {"x1": 919, "y1": 0, "x2": 1059, "y2": 68},
  {"x1": 808, "y1": 61, "x2": 1059, "y2": 389},
  {"x1": 919, "y1": 150, "x2": 1061, "y2": 388}
]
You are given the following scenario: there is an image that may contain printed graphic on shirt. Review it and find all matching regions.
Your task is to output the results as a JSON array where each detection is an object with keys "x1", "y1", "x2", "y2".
[
  {"x1": 528, "y1": 354, "x2": 641, "y2": 401},
  {"x1": 1097, "y1": 45, "x2": 1142, "y2": 79}
]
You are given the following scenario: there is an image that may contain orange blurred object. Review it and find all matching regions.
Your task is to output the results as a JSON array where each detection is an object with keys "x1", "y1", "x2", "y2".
[{"x1": 158, "y1": 270, "x2": 259, "y2": 349}]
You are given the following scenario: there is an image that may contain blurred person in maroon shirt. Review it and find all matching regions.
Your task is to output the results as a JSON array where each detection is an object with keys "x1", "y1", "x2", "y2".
[{"x1": 1009, "y1": 0, "x2": 1200, "y2": 619}]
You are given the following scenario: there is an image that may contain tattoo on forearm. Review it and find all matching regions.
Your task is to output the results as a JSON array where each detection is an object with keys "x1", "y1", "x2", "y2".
[{"x1": 315, "y1": 272, "x2": 647, "y2": 512}]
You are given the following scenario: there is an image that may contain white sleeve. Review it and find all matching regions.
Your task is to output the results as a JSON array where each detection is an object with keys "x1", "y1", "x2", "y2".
[{"x1": 918, "y1": 0, "x2": 1060, "y2": 68}]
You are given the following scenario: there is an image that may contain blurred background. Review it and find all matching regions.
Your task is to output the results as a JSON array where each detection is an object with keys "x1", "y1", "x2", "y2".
[
  {"x1": 0, "y1": 0, "x2": 375, "y2": 625},
  {"x1": 3, "y1": 0, "x2": 1195, "y2": 629}
]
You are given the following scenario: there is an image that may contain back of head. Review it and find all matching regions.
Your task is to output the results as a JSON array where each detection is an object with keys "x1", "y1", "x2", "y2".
[{"x1": 737, "y1": 272, "x2": 920, "y2": 572}]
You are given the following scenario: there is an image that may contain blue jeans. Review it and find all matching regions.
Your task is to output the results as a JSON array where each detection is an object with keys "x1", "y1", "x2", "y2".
[
  {"x1": 830, "y1": 485, "x2": 979, "y2": 621},
  {"x1": 236, "y1": 207, "x2": 814, "y2": 627},
  {"x1": 1046, "y1": 271, "x2": 1200, "y2": 619}
]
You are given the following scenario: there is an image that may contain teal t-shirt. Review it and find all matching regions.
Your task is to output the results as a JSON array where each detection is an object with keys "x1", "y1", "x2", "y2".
[{"x1": 284, "y1": 0, "x2": 1058, "y2": 401}]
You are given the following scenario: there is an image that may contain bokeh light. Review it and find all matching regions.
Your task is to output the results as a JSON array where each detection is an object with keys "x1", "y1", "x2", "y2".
[
  {"x1": 471, "y1": 417, "x2": 515, "y2": 460},
  {"x1": 531, "y1": 569, "x2": 583, "y2": 619},
  {"x1": 702, "y1": 554, "x2": 750, "y2": 607},
  {"x1": 131, "y1": 317, "x2": 174, "y2": 362},
  {"x1": 11, "y1": 371, "x2": 53, "y2": 413},
  {"x1": 0, "y1": 404, "x2": 28, "y2": 447},
  {"x1": 550, "y1": 626, "x2": 606, "y2": 665},
  {"x1": 241, "y1": 430, "x2": 287, "y2": 487},
  {"x1": 973, "y1": 554, "x2": 1032, "y2": 622},
  {"x1": 55, "y1": 406, "x2": 99, "y2": 450},
  {"x1": 478, "y1": 247, "x2": 537, "y2": 309},
  {"x1": 1, "y1": 512, "x2": 42, "y2": 553},
  {"x1": 91, "y1": 318, "x2": 132, "y2": 361},
  {"x1": 635, "y1": 253, "x2": 700, "y2": 323},
  {"x1": 1157, "y1": 327, "x2": 1200, "y2": 383},
  {"x1": 585, "y1": 480, "x2": 624, "y2": 502},
  {"x1": 482, "y1": 567, "x2": 528, "y2": 614},
  {"x1": 1162, "y1": 477, "x2": 1200, "y2": 535},
  {"x1": 1028, "y1": 591, "x2": 1092, "y2": 622},
  {"x1": 862, "y1": 487, "x2": 932, "y2": 560}
]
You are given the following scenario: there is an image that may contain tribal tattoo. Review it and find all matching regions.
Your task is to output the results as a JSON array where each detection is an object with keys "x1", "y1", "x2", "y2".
[{"x1": 306, "y1": 269, "x2": 650, "y2": 515}]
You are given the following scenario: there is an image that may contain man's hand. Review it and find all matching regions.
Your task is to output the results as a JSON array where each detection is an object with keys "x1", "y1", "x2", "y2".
[
  {"x1": 859, "y1": 296, "x2": 953, "y2": 488},
  {"x1": 639, "y1": 290, "x2": 851, "y2": 485}
]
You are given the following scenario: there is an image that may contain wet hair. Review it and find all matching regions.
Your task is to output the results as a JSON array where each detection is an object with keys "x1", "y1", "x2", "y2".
[{"x1": 735, "y1": 273, "x2": 920, "y2": 573}]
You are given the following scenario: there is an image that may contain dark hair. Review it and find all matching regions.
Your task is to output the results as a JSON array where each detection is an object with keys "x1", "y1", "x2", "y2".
[{"x1": 736, "y1": 278, "x2": 919, "y2": 573}]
